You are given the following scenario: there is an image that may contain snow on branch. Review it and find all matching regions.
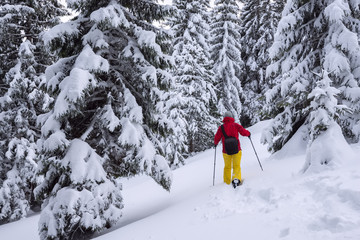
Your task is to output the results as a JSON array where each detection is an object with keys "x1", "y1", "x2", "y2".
[
  {"x1": 90, "y1": 3, "x2": 130, "y2": 28},
  {"x1": 0, "y1": 4, "x2": 34, "y2": 14},
  {"x1": 74, "y1": 44, "x2": 109, "y2": 72},
  {"x1": 324, "y1": 0, "x2": 350, "y2": 23},
  {"x1": 41, "y1": 20, "x2": 80, "y2": 46}
]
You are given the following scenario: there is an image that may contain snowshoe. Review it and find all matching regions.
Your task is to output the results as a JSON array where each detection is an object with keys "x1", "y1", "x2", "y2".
[{"x1": 232, "y1": 178, "x2": 242, "y2": 188}]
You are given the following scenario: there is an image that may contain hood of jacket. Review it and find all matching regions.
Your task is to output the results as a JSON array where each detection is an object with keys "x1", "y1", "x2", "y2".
[{"x1": 223, "y1": 116, "x2": 235, "y2": 124}]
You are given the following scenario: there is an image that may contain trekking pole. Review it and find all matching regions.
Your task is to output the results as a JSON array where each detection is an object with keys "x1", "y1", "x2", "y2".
[
  {"x1": 213, "y1": 146, "x2": 216, "y2": 186},
  {"x1": 248, "y1": 136, "x2": 263, "y2": 171}
]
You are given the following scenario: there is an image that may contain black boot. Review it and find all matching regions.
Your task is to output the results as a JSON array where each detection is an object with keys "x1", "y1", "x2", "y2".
[{"x1": 232, "y1": 179, "x2": 240, "y2": 188}]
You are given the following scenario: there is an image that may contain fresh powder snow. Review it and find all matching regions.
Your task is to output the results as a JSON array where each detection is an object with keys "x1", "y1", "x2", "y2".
[{"x1": 0, "y1": 120, "x2": 359, "y2": 240}]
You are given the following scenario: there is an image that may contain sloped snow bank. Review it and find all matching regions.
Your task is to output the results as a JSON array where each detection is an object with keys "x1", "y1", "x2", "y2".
[
  {"x1": 92, "y1": 121, "x2": 360, "y2": 240},
  {"x1": 302, "y1": 122, "x2": 357, "y2": 173}
]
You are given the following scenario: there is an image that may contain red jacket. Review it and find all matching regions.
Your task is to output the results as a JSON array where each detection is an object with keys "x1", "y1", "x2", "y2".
[{"x1": 214, "y1": 117, "x2": 250, "y2": 153}]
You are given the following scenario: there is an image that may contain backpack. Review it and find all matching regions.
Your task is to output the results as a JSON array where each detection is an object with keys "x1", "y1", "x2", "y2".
[{"x1": 221, "y1": 125, "x2": 239, "y2": 155}]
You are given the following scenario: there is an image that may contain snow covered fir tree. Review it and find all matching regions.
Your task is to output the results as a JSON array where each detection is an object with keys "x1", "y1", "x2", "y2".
[
  {"x1": 32, "y1": 0, "x2": 185, "y2": 239},
  {"x1": 239, "y1": 0, "x2": 284, "y2": 126},
  {"x1": 0, "y1": 40, "x2": 47, "y2": 224},
  {"x1": 170, "y1": 0, "x2": 218, "y2": 154},
  {"x1": 0, "y1": 0, "x2": 359, "y2": 239},
  {"x1": 0, "y1": 0, "x2": 67, "y2": 224},
  {"x1": 210, "y1": 0, "x2": 245, "y2": 121},
  {"x1": 302, "y1": 70, "x2": 349, "y2": 172},
  {"x1": 261, "y1": 0, "x2": 360, "y2": 170}
]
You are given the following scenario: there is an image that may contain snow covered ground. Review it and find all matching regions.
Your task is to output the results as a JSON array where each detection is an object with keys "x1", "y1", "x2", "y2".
[{"x1": 1, "y1": 120, "x2": 359, "y2": 240}]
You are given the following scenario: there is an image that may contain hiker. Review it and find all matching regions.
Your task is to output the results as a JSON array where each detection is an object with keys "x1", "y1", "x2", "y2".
[{"x1": 214, "y1": 111, "x2": 251, "y2": 187}]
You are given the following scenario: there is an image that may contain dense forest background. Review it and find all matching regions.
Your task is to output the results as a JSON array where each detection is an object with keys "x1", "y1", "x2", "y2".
[{"x1": 0, "y1": 0, "x2": 359, "y2": 239}]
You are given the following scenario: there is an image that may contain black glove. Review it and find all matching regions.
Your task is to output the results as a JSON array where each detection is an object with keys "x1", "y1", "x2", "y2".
[
  {"x1": 248, "y1": 133, "x2": 251, "y2": 138},
  {"x1": 214, "y1": 144, "x2": 217, "y2": 148}
]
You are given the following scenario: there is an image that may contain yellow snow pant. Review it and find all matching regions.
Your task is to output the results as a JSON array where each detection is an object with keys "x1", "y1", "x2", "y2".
[{"x1": 223, "y1": 151, "x2": 242, "y2": 185}]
